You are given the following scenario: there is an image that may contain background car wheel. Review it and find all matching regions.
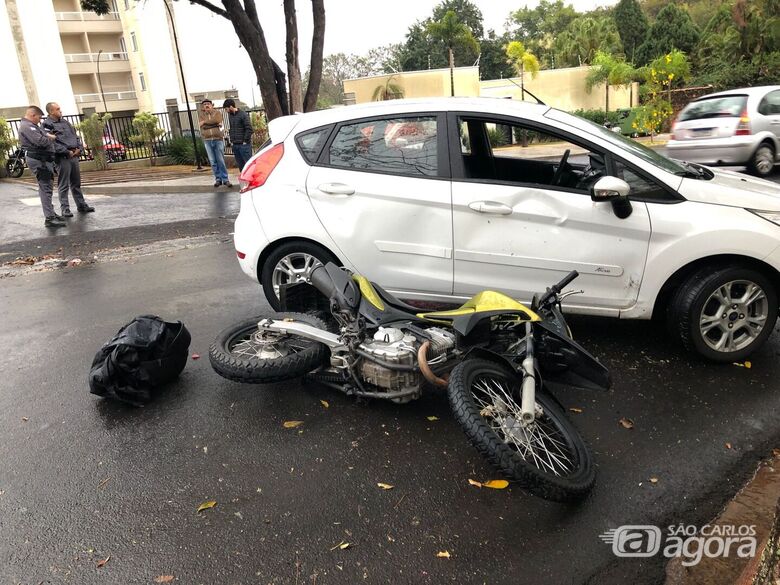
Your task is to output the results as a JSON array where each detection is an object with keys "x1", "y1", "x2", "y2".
[
  {"x1": 668, "y1": 266, "x2": 778, "y2": 362},
  {"x1": 747, "y1": 143, "x2": 775, "y2": 177},
  {"x1": 261, "y1": 241, "x2": 339, "y2": 310}
]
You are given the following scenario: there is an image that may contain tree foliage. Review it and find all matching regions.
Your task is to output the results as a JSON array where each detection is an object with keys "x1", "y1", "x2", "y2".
[
  {"x1": 0, "y1": 118, "x2": 15, "y2": 168},
  {"x1": 76, "y1": 113, "x2": 111, "y2": 170},
  {"x1": 613, "y1": 0, "x2": 648, "y2": 62},
  {"x1": 586, "y1": 51, "x2": 635, "y2": 111},
  {"x1": 129, "y1": 111, "x2": 166, "y2": 165},
  {"x1": 635, "y1": 4, "x2": 700, "y2": 65},
  {"x1": 553, "y1": 16, "x2": 623, "y2": 67},
  {"x1": 508, "y1": 0, "x2": 579, "y2": 68}
]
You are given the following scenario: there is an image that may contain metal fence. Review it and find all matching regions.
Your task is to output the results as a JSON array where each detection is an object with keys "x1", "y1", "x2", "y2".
[{"x1": 3, "y1": 107, "x2": 267, "y2": 169}]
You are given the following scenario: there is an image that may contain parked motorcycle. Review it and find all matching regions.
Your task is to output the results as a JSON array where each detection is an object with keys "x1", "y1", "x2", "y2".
[
  {"x1": 5, "y1": 148, "x2": 25, "y2": 178},
  {"x1": 209, "y1": 263, "x2": 611, "y2": 502}
]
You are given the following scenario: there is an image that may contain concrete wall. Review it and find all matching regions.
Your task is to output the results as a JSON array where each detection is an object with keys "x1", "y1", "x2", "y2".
[
  {"x1": 343, "y1": 65, "x2": 639, "y2": 113},
  {"x1": 480, "y1": 66, "x2": 638, "y2": 111},
  {"x1": 344, "y1": 67, "x2": 481, "y2": 104},
  {"x1": 0, "y1": 1, "x2": 30, "y2": 118}
]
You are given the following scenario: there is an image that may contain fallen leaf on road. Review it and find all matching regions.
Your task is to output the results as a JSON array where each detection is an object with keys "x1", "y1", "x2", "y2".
[
  {"x1": 97, "y1": 477, "x2": 111, "y2": 490},
  {"x1": 427, "y1": 416, "x2": 439, "y2": 421},
  {"x1": 197, "y1": 500, "x2": 217, "y2": 513},
  {"x1": 320, "y1": 400, "x2": 329, "y2": 408},
  {"x1": 21, "y1": 417, "x2": 28, "y2": 422},
  {"x1": 619, "y1": 417, "x2": 635, "y2": 429},
  {"x1": 482, "y1": 480, "x2": 509, "y2": 489},
  {"x1": 745, "y1": 361, "x2": 752, "y2": 369},
  {"x1": 468, "y1": 479, "x2": 483, "y2": 488},
  {"x1": 725, "y1": 442, "x2": 732, "y2": 450},
  {"x1": 283, "y1": 421, "x2": 303, "y2": 428},
  {"x1": 649, "y1": 477, "x2": 659, "y2": 484},
  {"x1": 191, "y1": 353, "x2": 200, "y2": 360},
  {"x1": 436, "y1": 551, "x2": 451, "y2": 559},
  {"x1": 377, "y1": 483, "x2": 394, "y2": 490},
  {"x1": 154, "y1": 576, "x2": 175, "y2": 583},
  {"x1": 569, "y1": 407, "x2": 583, "y2": 414},
  {"x1": 329, "y1": 541, "x2": 351, "y2": 551},
  {"x1": 96, "y1": 556, "x2": 110, "y2": 568}
]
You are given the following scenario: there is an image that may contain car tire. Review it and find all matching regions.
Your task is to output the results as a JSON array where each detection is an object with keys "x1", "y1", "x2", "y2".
[
  {"x1": 747, "y1": 143, "x2": 775, "y2": 177},
  {"x1": 260, "y1": 241, "x2": 339, "y2": 310},
  {"x1": 668, "y1": 266, "x2": 778, "y2": 361}
]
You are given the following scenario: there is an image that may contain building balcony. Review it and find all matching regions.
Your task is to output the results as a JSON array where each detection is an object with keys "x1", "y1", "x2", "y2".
[
  {"x1": 74, "y1": 91, "x2": 139, "y2": 113},
  {"x1": 66, "y1": 52, "x2": 131, "y2": 74},
  {"x1": 56, "y1": 12, "x2": 122, "y2": 33}
]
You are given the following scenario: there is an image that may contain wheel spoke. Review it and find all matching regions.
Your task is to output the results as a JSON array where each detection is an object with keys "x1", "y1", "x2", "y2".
[{"x1": 700, "y1": 315, "x2": 721, "y2": 334}]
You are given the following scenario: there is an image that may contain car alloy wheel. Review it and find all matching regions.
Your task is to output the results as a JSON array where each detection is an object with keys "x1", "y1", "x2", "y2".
[
  {"x1": 271, "y1": 252, "x2": 324, "y2": 298},
  {"x1": 698, "y1": 279, "x2": 769, "y2": 353},
  {"x1": 752, "y1": 145, "x2": 775, "y2": 176}
]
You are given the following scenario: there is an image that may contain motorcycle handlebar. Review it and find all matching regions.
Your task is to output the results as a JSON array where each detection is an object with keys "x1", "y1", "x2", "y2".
[{"x1": 538, "y1": 270, "x2": 579, "y2": 308}]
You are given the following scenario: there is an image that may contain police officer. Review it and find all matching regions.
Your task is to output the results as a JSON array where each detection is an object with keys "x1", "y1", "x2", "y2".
[
  {"x1": 43, "y1": 102, "x2": 94, "y2": 216},
  {"x1": 18, "y1": 105, "x2": 64, "y2": 228}
]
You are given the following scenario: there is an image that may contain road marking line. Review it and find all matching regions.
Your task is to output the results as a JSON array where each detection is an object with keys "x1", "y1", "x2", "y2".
[{"x1": 18, "y1": 194, "x2": 112, "y2": 206}]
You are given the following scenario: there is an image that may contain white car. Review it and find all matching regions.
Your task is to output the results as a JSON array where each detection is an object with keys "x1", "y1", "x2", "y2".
[{"x1": 233, "y1": 97, "x2": 780, "y2": 362}]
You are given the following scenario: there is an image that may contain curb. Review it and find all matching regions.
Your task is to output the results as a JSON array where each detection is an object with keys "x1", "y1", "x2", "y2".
[
  {"x1": 82, "y1": 184, "x2": 240, "y2": 195},
  {"x1": 665, "y1": 453, "x2": 780, "y2": 585}
]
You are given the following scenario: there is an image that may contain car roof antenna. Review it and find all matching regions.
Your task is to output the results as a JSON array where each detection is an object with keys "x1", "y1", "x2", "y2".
[{"x1": 505, "y1": 78, "x2": 546, "y2": 105}]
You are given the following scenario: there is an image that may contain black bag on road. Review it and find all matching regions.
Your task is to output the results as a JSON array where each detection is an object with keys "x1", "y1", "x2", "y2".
[{"x1": 89, "y1": 315, "x2": 191, "y2": 405}]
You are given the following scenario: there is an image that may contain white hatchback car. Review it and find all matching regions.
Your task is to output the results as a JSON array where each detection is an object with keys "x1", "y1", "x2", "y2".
[{"x1": 234, "y1": 97, "x2": 780, "y2": 362}]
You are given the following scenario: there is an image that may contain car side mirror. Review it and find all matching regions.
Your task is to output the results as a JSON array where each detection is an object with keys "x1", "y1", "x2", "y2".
[{"x1": 591, "y1": 176, "x2": 630, "y2": 202}]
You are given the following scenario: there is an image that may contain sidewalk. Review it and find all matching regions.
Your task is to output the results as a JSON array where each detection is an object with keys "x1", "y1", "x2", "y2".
[{"x1": 9, "y1": 164, "x2": 240, "y2": 195}]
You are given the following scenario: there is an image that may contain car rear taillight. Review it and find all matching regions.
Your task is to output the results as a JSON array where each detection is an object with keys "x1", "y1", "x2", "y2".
[
  {"x1": 236, "y1": 251, "x2": 246, "y2": 259},
  {"x1": 735, "y1": 109, "x2": 751, "y2": 136},
  {"x1": 239, "y1": 143, "x2": 284, "y2": 193}
]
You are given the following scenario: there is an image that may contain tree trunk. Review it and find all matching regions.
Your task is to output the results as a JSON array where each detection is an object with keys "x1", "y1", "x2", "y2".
[
  {"x1": 272, "y1": 61, "x2": 290, "y2": 116},
  {"x1": 303, "y1": 0, "x2": 325, "y2": 112},
  {"x1": 605, "y1": 83, "x2": 609, "y2": 112},
  {"x1": 283, "y1": 0, "x2": 303, "y2": 113},
  {"x1": 449, "y1": 47, "x2": 455, "y2": 97}
]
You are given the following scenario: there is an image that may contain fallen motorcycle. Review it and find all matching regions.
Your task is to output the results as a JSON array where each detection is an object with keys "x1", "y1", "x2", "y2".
[{"x1": 209, "y1": 263, "x2": 610, "y2": 502}]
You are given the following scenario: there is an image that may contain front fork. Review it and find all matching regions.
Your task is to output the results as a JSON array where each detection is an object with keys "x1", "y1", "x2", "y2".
[{"x1": 520, "y1": 321, "x2": 537, "y2": 425}]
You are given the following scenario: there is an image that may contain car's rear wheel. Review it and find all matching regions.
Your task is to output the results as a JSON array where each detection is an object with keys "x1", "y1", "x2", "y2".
[
  {"x1": 747, "y1": 143, "x2": 775, "y2": 177},
  {"x1": 668, "y1": 266, "x2": 778, "y2": 361},
  {"x1": 260, "y1": 241, "x2": 339, "y2": 310}
]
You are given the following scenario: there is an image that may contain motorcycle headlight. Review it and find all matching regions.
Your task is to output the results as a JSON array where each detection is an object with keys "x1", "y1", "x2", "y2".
[{"x1": 749, "y1": 209, "x2": 780, "y2": 226}]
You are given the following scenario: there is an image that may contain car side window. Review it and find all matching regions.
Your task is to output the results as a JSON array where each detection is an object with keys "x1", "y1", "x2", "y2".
[
  {"x1": 296, "y1": 126, "x2": 331, "y2": 164},
  {"x1": 765, "y1": 90, "x2": 780, "y2": 115},
  {"x1": 455, "y1": 116, "x2": 605, "y2": 193},
  {"x1": 613, "y1": 159, "x2": 669, "y2": 201},
  {"x1": 327, "y1": 116, "x2": 438, "y2": 177}
]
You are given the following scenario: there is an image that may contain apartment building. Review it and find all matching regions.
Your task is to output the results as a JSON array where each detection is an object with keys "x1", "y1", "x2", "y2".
[{"x1": 0, "y1": 0, "x2": 185, "y2": 118}]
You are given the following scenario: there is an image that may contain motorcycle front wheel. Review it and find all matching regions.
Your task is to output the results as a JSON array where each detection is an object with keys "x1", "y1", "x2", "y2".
[
  {"x1": 209, "y1": 312, "x2": 330, "y2": 384},
  {"x1": 448, "y1": 359, "x2": 595, "y2": 502}
]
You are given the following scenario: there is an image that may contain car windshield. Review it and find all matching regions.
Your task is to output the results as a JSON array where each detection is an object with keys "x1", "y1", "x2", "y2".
[
  {"x1": 678, "y1": 95, "x2": 747, "y2": 121},
  {"x1": 544, "y1": 108, "x2": 686, "y2": 175}
]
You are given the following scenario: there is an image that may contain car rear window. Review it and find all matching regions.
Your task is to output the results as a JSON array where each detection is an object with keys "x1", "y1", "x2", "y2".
[
  {"x1": 679, "y1": 95, "x2": 747, "y2": 122},
  {"x1": 295, "y1": 126, "x2": 331, "y2": 164}
]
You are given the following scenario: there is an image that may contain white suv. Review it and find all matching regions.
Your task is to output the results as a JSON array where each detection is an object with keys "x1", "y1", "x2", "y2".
[{"x1": 234, "y1": 97, "x2": 780, "y2": 361}]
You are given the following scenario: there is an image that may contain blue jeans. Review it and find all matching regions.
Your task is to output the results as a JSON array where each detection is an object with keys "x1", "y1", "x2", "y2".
[
  {"x1": 233, "y1": 143, "x2": 253, "y2": 172},
  {"x1": 204, "y1": 139, "x2": 228, "y2": 183}
]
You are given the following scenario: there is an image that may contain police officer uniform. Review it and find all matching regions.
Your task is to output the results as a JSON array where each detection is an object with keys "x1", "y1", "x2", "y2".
[
  {"x1": 43, "y1": 114, "x2": 93, "y2": 215},
  {"x1": 18, "y1": 117, "x2": 62, "y2": 226}
]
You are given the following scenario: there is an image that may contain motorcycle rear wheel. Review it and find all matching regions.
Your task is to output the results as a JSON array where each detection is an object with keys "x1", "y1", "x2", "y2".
[
  {"x1": 209, "y1": 312, "x2": 330, "y2": 384},
  {"x1": 448, "y1": 359, "x2": 595, "y2": 502},
  {"x1": 6, "y1": 159, "x2": 24, "y2": 178}
]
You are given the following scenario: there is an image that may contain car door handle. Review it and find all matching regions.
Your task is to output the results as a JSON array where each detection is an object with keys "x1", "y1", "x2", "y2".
[
  {"x1": 317, "y1": 183, "x2": 355, "y2": 196},
  {"x1": 468, "y1": 201, "x2": 513, "y2": 215}
]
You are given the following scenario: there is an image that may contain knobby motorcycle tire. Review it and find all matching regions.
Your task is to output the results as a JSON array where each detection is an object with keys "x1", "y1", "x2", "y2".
[
  {"x1": 448, "y1": 359, "x2": 595, "y2": 503},
  {"x1": 6, "y1": 159, "x2": 24, "y2": 178},
  {"x1": 209, "y1": 312, "x2": 330, "y2": 384}
]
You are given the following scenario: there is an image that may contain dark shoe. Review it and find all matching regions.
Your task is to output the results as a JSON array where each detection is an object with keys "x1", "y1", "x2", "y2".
[
  {"x1": 61, "y1": 209, "x2": 73, "y2": 217},
  {"x1": 53, "y1": 213, "x2": 65, "y2": 221},
  {"x1": 77, "y1": 205, "x2": 95, "y2": 213},
  {"x1": 214, "y1": 180, "x2": 222, "y2": 187},
  {"x1": 222, "y1": 181, "x2": 233, "y2": 188},
  {"x1": 44, "y1": 216, "x2": 66, "y2": 228}
]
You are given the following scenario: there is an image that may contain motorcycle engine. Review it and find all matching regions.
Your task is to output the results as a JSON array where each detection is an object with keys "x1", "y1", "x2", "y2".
[{"x1": 359, "y1": 327, "x2": 455, "y2": 403}]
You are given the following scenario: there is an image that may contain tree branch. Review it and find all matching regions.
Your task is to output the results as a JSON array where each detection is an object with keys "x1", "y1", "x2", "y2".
[
  {"x1": 186, "y1": 0, "x2": 228, "y2": 19},
  {"x1": 243, "y1": 0, "x2": 263, "y2": 33}
]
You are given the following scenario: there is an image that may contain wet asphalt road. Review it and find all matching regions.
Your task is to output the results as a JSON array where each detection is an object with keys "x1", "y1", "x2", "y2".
[{"x1": 2, "y1": 239, "x2": 779, "y2": 585}]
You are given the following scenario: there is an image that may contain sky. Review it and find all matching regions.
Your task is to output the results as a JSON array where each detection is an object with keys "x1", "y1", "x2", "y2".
[{"x1": 168, "y1": 0, "x2": 617, "y2": 107}]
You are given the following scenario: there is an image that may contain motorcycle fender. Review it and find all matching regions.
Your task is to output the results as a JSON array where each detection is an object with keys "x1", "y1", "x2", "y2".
[
  {"x1": 534, "y1": 321, "x2": 611, "y2": 392},
  {"x1": 462, "y1": 347, "x2": 522, "y2": 378}
]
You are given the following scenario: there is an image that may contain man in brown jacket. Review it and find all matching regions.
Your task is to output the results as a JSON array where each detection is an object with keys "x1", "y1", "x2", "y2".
[{"x1": 198, "y1": 99, "x2": 231, "y2": 187}]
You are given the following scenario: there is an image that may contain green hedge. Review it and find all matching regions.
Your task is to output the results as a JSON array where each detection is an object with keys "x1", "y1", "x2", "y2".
[
  {"x1": 570, "y1": 109, "x2": 624, "y2": 126},
  {"x1": 166, "y1": 136, "x2": 207, "y2": 165}
]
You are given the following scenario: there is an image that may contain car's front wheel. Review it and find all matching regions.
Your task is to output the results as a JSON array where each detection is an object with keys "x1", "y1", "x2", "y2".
[
  {"x1": 669, "y1": 266, "x2": 778, "y2": 361},
  {"x1": 260, "y1": 241, "x2": 339, "y2": 310}
]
